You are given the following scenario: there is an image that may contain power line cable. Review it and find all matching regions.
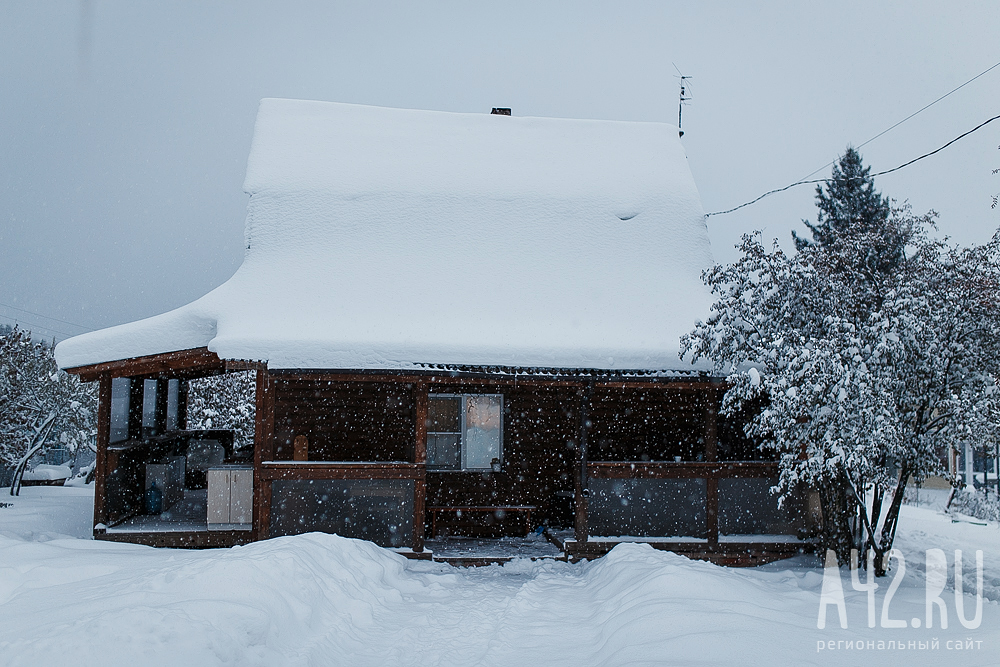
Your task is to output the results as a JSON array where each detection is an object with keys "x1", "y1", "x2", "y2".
[
  {"x1": 794, "y1": 60, "x2": 1000, "y2": 183},
  {"x1": 0, "y1": 314, "x2": 79, "y2": 339},
  {"x1": 707, "y1": 112, "x2": 1000, "y2": 217},
  {"x1": 0, "y1": 301, "x2": 93, "y2": 331}
]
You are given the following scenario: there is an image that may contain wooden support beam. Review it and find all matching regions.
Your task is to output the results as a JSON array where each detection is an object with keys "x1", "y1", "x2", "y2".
[
  {"x1": 413, "y1": 383, "x2": 428, "y2": 552},
  {"x1": 705, "y1": 386, "x2": 719, "y2": 546},
  {"x1": 67, "y1": 347, "x2": 230, "y2": 382},
  {"x1": 270, "y1": 370, "x2": 589, "y2": 388},
  {"x1": 93, "y1": 375, "x2": 112, "y2": 530},
  {"x1": 253, "y1": 368, "x2": 275, "y2": 541},
  {"x1": 96, "y1": 530, "x2": 254, "y2": 549},
  {"x1": 269, "y1": 369, "x2": 722, "y2": 390},
  {"x1": 593, "y1": 380, "x2": 720, "y2": 391},
  {"x1": 574, "y1": 382, "x2": 593, "y2": 544},
  {"x1": 587, "y1": 461, "x2": 779, "y2": 479},
  {"x1": 260, "y1": 462, "x2": 425, "y2": 481}
]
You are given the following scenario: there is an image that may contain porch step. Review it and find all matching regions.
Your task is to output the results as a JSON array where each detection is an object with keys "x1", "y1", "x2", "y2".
[{"x1": 420, "y1": 536, "x2": 564, "y2": 566}]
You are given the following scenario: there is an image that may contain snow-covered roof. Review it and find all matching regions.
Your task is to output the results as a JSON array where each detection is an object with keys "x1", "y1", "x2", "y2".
[{"x1": 56, "y1": 99, "x2": 715, "y2": 373}]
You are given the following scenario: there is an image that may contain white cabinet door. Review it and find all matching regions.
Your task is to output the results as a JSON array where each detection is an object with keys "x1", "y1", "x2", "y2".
[
  {"x1": 207, "y1": 469, "x2": 231, "y2": 524},
  {"x1": 230, "y1": 469, "x2": 253, "y2": 525},
  {"x1": 207, "y1": 466, "x2": 253, "y2": 529}
]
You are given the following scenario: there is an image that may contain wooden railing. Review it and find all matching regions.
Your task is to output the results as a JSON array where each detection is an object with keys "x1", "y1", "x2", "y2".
[
  {"x1": 259, "y1": 461, "x2": 426, "y2": 551},
  {"x1": 103, "y1": 429, "x2": 238, "y2": 526},
  {"x1": 588, "y1": 461, "x2": 778, "y2": 479},
  {"x1": 260, "y1": 461, "x2": 424, "y2": 480},
  {"x1": 584, "y1": 461, "x2": 783, "y2": 547}
]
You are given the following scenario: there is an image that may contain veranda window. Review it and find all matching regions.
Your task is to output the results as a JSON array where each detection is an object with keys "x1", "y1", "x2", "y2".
[
  {"x1": 427, "y1": 394, "x2": 502, "y2": 471},
  {"x1": 109, "y1": 378, "x2": 131, "y2": 443}
]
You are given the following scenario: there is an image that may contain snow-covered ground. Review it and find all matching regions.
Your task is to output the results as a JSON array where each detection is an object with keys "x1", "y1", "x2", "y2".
[{"x1": 1, "y1": 485, "x2": 997, "y2": 666}]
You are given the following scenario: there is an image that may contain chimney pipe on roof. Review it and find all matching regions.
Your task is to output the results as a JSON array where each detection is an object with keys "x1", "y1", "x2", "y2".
[{"x1": 491, "y1": 108, "x2": 511, "y2": 116}]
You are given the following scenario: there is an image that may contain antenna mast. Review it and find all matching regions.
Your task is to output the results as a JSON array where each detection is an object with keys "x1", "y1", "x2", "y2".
[{"x1": 673, "y1": 64, "x2": 692, "y2": 137}]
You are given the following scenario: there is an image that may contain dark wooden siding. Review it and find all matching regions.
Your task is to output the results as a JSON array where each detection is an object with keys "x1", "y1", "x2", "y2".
[
  {"x1": 589, "y1": 386, "x2": 710, "y2": 462},
  {"x1": 272, "y1": 378, "x2": 416, "y2": 462},
  {"x1": 425, "y1": 384, "x2": 580, "y2": 528},
  {"x1": 268, "y1": 376, "x2": 744, "y2": 531}
]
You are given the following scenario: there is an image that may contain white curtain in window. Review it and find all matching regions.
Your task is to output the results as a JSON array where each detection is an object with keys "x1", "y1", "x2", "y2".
[{"x1": 464, "y1": 395, "x2": 501, "y2": 469}]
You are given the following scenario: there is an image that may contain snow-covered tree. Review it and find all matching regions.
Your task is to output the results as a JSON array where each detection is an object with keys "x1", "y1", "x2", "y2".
[
  {"x1": 792, "y1": 148, "x2": 893, "y2": 262},
  {"x1": 683, "y1": 209, "x2": 1000, "y2": 572},
  {"x1": 0, "y1": 327, "x2": 96, "y2": 490},
  {"x1": 187, "y1": 371, "x2": 255, "y2": 450}
]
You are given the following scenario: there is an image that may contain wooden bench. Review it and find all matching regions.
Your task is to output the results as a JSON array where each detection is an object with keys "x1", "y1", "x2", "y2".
[{"x1": 428, "y1": 505, "x2": 536, "y2": 537}]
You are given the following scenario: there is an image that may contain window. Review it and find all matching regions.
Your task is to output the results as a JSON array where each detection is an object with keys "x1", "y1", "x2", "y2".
[
  {"x1": 110, "y1": 378, "x2": 131, "y2": 443},
  {"x1": 427, "y1": 394, "x2": 502, "y2": 471},
  {"x1": 141, "y1": 379, "x2": 159, "y2": 437},
  {"x1": 165, "y1": 379, "x2": 181, "y2": 431}
]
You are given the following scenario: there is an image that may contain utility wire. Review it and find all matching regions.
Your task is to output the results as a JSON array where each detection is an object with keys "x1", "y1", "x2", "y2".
[
  {"x1": 0, "y1": 314, "x2": 79, "y2": 339},
  {"x1": 0, "y1": 301, "x2": 92, "y2": 331},
  {"x1": 795, "y1": 60, "x2": 1000, "y2": 183},
  {"x1": 707, "y1": 112, "x2": 1000, "y2": 217}
]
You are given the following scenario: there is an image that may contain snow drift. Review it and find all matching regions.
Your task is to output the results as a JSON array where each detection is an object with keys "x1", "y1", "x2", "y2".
[{"x1": 2, "y1": 487, "x2": 998, "y2": 667}]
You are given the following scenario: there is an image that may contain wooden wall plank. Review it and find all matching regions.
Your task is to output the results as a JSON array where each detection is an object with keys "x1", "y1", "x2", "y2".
[
  {"x1": 704, "y1": 387, "x2": 719, "y2": 463},
  {"x1": 272, "y1": 379, "x2": 415, "y2": 462}
]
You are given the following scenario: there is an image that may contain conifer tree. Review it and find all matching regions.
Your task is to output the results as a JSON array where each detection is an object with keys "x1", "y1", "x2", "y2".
[{"x1": 793, "y1": 148, "x2": 896, "y2": 270}]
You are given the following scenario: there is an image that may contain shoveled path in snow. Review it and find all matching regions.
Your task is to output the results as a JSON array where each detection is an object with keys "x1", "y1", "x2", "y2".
[{"x1": 1, "y1": 485, "x2": 997, "y2": 666}]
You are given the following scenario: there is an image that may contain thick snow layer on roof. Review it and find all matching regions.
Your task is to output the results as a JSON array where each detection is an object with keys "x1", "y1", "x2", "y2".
[{"x1": 56, "y1": 99, "x2": 715, "y2": 372}]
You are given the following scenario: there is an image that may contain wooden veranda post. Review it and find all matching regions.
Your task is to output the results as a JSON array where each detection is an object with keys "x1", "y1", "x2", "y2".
[
  {"x1": 253, "y1": 367, "x2": 275, "y2": 541},
  {"x1": 412, "y1": 382, "x2": 428, "y2": 552},
  {"x1": 574, "y1": 381, "x2": 593, "y2": 544},
  {"x1": 93, "y1": 374, "x2": 112, "y2": 531},
  {"x1": 705, "y1": 386, "x2": 719, "y2": 547}
]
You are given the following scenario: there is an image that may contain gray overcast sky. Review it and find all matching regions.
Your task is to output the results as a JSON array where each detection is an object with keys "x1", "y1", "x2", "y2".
[{"x1": 2, "y1": 1, "x2": 999, "y2": 342}]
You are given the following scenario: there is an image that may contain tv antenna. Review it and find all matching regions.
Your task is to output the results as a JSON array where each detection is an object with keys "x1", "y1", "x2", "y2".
[{"x1": 673, "y1": 63, "x2": 692, "y2": 137}]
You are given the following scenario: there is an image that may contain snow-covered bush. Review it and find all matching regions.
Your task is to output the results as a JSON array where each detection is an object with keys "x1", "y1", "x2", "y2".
[
  {"x1": 0, "y1": 326, "x2": 96, "y2": 484},
  {"x1": 949, "y1": 487, "x2": 1000, "y2": 523},
  {"x1": 682, "y1": 209, "x2": 1000, "y2": 569},
  {"x1": 187, "y1": 371, "x2": 255, "y2": 450}
]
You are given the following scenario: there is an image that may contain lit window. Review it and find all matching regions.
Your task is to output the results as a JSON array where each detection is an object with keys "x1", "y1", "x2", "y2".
[{"x1": 427, "y1": 394, "x2": 502, "y2": 471}]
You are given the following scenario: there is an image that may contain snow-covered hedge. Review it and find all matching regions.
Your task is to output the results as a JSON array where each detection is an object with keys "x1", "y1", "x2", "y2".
[
  {"x1": 949, "y1": 487, "x2": 1000, "y2": 522},
  {"x1": 187, "y1": 371, "x2": 255, "y2": 450}
]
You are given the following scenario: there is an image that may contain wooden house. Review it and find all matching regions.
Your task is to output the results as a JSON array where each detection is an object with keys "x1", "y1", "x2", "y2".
[{"x1": 56, "y1": 100, "x2": 817, "y2": 564}]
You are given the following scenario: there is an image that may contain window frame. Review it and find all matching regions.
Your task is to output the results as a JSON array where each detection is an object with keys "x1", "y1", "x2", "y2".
[{"x1": 426, "y1": 393, "x2": 503, "y2": 472}]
